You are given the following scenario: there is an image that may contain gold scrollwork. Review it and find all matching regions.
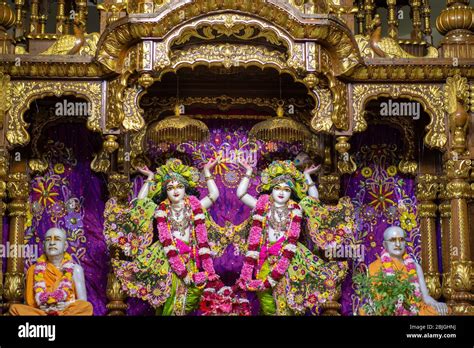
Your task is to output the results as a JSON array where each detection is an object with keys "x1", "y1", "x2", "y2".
[
  {"x1": 451, "y1": 260, "x2": 472, "y2": 293},
  {"x1": 351, "y1": 84, "x2": 447, "y2": 150},
  {"x1": 96, "y1": 0, "x2": 361, "y2": 74},
  {"x1": 318, "y1": 174, "x2": 341, "y2": 203},
  {"x1": 0, "y1": 73, "x2": 12, "y2": 132},
  {"x1": 445, "y1": 74, "x2": 470, "y2": 155},
  {"x1": 7, "y1": 81, "x2": 103, "y2": 147},
  {"x1": 168, "y1": 43, "x2": 288, "y2": 72},
  {"x1": 310, "y1": 88, "x2": 333, "y2": 133},
  {"x1": 424, "y1": 272, "x2": 442, "y2": 300}
]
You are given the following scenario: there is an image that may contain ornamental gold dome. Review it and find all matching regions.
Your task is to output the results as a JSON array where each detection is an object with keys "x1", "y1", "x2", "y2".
[
  {"x1": 249, "y1": 101, "x2": 311, "y2": 145},
  {"x1": 146, "y1": 104, "x2": 210, "y2": 145}
]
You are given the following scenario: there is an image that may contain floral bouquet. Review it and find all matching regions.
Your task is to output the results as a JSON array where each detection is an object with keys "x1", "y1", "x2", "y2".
[
  {"x1": 353, "y1": 269, "x2": 421, "y2": 316},
  {"x1": 199, "y1": 286, "x2": 251, "y2": 316}
]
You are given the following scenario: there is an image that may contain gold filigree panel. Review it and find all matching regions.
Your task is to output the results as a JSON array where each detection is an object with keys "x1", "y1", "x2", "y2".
[
  {"x1": 7, "y1": 81, "x2": 103, "y2": 147},
  {"x1": 351, "y1": 84, "x2": 447, "y2": 150},
  {"x1": 96, "y1": 0, "x2": 361, "y2": 74}
]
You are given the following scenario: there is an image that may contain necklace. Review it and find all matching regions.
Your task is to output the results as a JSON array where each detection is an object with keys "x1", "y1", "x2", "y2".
[
  {"x1": 170, "y1": 204, "x2": 191, "y2": 237},
  {"x1": 267, "y1": 204, "x2": 289, "y2": 239}
]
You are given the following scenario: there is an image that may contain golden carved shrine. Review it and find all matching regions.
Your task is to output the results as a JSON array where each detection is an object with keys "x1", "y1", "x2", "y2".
[{"x1": 0, "y1": 0, "x2": 473, "y2": 320}]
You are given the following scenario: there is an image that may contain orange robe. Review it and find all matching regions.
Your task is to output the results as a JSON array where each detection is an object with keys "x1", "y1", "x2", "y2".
[
  {"x1": 9, "y1": 262, "x2": 93, "y2": 316},
  {"x1": 364, "y1": 256, "x2": 439, "y2": 316}
]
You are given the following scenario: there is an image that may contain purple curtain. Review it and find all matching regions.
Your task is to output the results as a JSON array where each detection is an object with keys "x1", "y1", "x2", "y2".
[
  {"x1": 340, "y1": 124, "x2": 421, "y2": 315},
  {"x1": 24, "y1": 123, "x2": 109, "y2": 315}
]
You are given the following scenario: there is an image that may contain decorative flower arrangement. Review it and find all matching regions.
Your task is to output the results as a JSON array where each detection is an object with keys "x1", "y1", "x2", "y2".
[
  {"x1": 33, "y1": 252, "x2": 75, "y2": 308},
  {"x1": 237, "y1": 194, "x2": 301, "y2": 291},
  {"x1": 103, "y1": 199, "x2": 153, "y2": 257},
  {"x1": 353, "y1": 249, "x2": 421, "y2": 316},
  {"x1": 156, "y1": 195, "x2": 218, "y2": 286},
  {"x1": 199, "y1": 286, "x2": 251, "y2": 316}
]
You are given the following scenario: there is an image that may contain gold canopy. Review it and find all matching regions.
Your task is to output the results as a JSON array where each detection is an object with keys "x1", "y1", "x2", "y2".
[
  {"x1": 249, "y1": 102, "x2": 311, "y2": 144},
  {"x1": 146, "y1": 105, "x2": 210, "y2": 145}
]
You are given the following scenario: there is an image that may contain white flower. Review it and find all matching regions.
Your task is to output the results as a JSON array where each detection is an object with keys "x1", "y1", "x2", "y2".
[
  {"x1": 253, "y1": 214, "x2": 264, "y2": 222},
  {"x1": 245, "y1": 251, "x2": 259, "y2": 259},
  {"x1": 267, "y1": 276, "x2": 277, "y2": 287},
  {"x1": 283, "y1": 244, "x2": 297, "y2": 252},
  {"x1": 194, "y1": 214, "x2": 205, "y2": 221},
  {"x1": 155, "y1": 210, "x2": 167, "y2": 218},
  {"x1": 163, "y1": 245, "x2": 178, "y2": 254},
  {"x1": 198, "y1": 247, "x2": 211, "y2": 256},
  {"x1": 292, "y1": 209, "x2": 302, "y2": 217}
]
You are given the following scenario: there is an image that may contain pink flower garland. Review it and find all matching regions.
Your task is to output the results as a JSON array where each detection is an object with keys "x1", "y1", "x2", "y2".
[
  {"x1": 237, "y1": 195, "x2": 301, "y2": 291},
  {"x1": 33, "y1": 252, "x2": 75, "y2": 307},
  {"x1": 156, "y1": 195, "x2": 217, "y2": 286},
  {"x1": 380, "y1": 248, "x2": 421, "y2": 315}
]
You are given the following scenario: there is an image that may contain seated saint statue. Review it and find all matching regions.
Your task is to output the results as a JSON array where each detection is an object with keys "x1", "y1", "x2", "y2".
[
  {"x1": 9, "y1": 227, "x2": 93, "y2": 316},
  {"x1": 367, "y1": 226, "x2": 448, "y2": 316}
]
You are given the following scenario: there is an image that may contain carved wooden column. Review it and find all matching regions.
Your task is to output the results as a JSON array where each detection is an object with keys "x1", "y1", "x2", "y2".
[
  {"x1": 446, "y1": 159, "x2": 473, "y2": 314},
  {"x1": 0, "y1": 150, "x2": 8, "y2": 313},
  {"x1": 55, "y1": 0, "x2": 67, "y2": 34},
  {"x1": 421, "y1": 0, "x2": 433, "y2": 44},
  {"x1": 364, "y1": 0, "x2": 375, "y2": 34},
  {"x1": 416, "y1": 174, "x2": 441, "y2": 299},
  {"x1": 438, "y1": 177, "x2": 454, "y2": 302},
  {"x1": 387, "y1": 0, "x2": 398, "y2": 39},
  {"x1": 4, "y1": 161, "x2": 29, "y2": 312},
  {"x1": 13, "y1": 0, "x2": 25, "y2": 39},
  {"x1": 409, "y1": 0, "x2": 423, "y2": 40}
]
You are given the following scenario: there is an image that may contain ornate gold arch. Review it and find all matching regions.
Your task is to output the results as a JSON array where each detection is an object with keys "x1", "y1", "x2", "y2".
[
  {"x1": 7, "y1": 81, "x2": 103, "y2": 147},
  {"x1": 96, "y1": 0, "x2": 362, "y2": 75},
  {"x1": 351, "y1": 84, "x2": 447, "y2": 150}
]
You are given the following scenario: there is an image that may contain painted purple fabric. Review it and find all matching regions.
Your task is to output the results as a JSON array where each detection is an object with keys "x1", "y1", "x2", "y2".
[
  {"x1": 340, "y1": 124, "x2": 422, "y2": 315},
  {"x1": 24, "y1": 124, "x2": 109, "y2": 315}
]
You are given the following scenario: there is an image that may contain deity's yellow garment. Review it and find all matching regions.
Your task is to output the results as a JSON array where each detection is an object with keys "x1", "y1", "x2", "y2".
[
  {"x1": 367, "y1": 256, "x2": 439, "y2": 316},
  {"x1": 9, "y1": 262, "x2": 93, "y2": 316}
]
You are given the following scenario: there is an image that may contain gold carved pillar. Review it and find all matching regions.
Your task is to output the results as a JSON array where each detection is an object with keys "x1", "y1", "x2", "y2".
[
  {"x1": 105, "y1": 173, "x2": 131, "y2": 315},
  {"x1": 387, "y1": 0, "x2": 398, "y2": 39},
  {"x1": 409, "y1": 0, "x2": 423, "y2": 40},
  {"x1": 0, "y1": 150, "x2": 8, "y2": 313},
  {"x1": 4, "y1": 161, "x2": 29, "y2": 311},
  {"x1": 416, "y1": 174, "x2": 441, "y2": 299},
  {"x1": 55, "y1": 0, "x2": 67, "y2": 34},
  {"x1": 438, "y1": 177, "x2": 454, "y2": 302},
  {"x1": 446, "y1": 159, "x2": 473, "y2": 314}
]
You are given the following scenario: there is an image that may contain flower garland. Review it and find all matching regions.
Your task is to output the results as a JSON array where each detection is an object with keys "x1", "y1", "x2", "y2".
[
  {"x1": 380, "y1": 248, "x2": 421, "y2": 315},
  {"x1": 237, "y1": 194, "x2": 301, "y2": 291},
  {"x1": 156, "y1": 195, "x2": 218, "y2": 287},
  {"x1": 33, "y1": 252, "x2": 75, "y2": 307}
]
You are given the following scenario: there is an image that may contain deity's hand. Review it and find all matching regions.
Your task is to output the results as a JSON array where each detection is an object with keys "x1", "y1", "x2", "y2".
[
  {"x1": 425, "y1": 297, "x2": 449, "y2": 315},
  {"x1": 137, "y1": 166, "x2": 154, "y2": 179},
  {"x1": 204, "y1": 155, "x2": 220, "y2": 172},
  {"x1": 304, "y1": 164, "x2": 321, "y2": 176},
  {"x1": 238, "y1": 157, "x2": 252, "y2": 172}
]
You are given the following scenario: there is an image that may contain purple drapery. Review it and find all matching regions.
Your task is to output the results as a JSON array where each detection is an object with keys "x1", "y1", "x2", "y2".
[
  {"x1": 24, "y1": 123, "x2": 109, "y2": 315},
  {"x1": 340, "y1": 124, "x2": 421, "y2": 315}
]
